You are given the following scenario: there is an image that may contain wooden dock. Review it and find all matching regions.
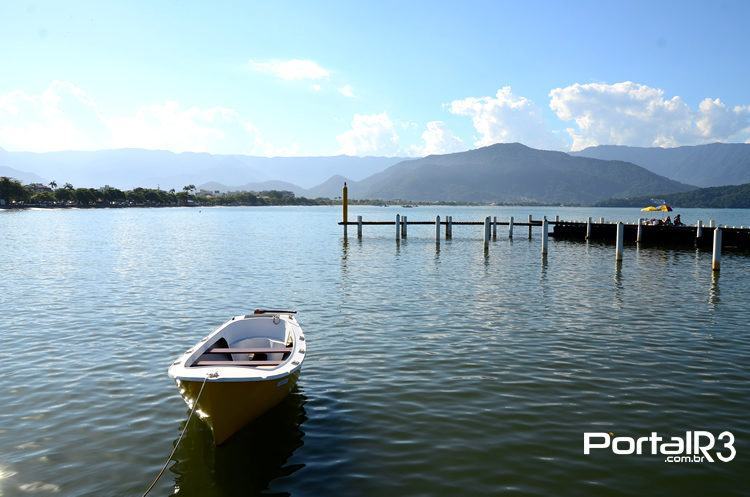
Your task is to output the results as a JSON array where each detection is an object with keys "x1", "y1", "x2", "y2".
[{"x1": 337, "y1": 183, "x2": 749, "y2": 272}]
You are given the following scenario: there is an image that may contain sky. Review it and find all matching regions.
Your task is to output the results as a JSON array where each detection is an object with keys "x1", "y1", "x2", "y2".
[{"x1": 1, "y1": 0, "x2": 749, "y2": 157}]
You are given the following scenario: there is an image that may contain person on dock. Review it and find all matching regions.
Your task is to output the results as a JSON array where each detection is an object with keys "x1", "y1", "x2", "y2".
[
  {"x1": 665, "y1": 216, "x2": 672, "y2": 225},
  {"x1": 674, "y1": 214, "x2": 683, "y2": 226}
]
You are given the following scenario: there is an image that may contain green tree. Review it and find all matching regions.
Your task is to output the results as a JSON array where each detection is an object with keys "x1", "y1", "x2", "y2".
[
  {"x1": 49, "y1": 180, "x2": 57, "y2": 190},
  {"x1": 0, "y1": 176, "x2": 29, "y2": 203}
]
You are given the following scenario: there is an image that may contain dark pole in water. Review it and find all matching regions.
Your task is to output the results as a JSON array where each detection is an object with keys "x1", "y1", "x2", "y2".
[{"x1": 342, "y1": 182, "x2": 348, "y2": 237}]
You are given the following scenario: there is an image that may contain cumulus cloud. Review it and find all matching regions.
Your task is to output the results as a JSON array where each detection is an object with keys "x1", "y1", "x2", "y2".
[
  {"x1": 336, "y1": 112, "x2": 399, "y2": 156},
  {"x1": 449, "y1": 86, "x2": 561, "y2": 149},
  {"x1": 248, "y1": 58, "x2": 330, "y2": 80},
  {"x1": 0, "y1": 81, "x2": 292, "y2": 155},
  {"x1": 549, "y1": 81, "x2": 750, "y2": 150},
  {"x1": 410, "y1": 121, "x2": 465, "y2": 156},
  {"x1": 338, "y1": 84, "x2": 355, "y2": 98},
  {"x1": 0, "y1": 80, "x2": 106, "y2": 151}
]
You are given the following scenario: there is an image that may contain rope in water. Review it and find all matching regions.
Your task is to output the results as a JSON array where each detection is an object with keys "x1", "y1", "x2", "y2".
[{"x1": 141, "y1": 375, "x2": 209, "y2": 497}]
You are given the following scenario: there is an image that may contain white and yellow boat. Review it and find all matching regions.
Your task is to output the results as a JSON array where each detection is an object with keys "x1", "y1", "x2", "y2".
[{"x1": 168, "y1": 310, "x2": 306, "y2": 445}]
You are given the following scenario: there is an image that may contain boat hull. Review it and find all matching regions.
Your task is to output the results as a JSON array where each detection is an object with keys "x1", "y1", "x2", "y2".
[{"x1": 177, "y1": 371, "x2": 300, "y2": 445}]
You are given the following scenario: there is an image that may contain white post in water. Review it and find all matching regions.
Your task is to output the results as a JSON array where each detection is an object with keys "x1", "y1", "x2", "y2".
[
  {"x1": 696, "y1": 220, "x2": 703, "y2": 239},
  {"x1": 599, "y1": 216, "x2": 605, "y2": 224},
  {"x1": 712, "y1": 228, "x2": 722, "y2": 272},
  {"x1": 493, "y1": 216, "x2": 498, "y2": 240},
  {"x1": 615, "y1": 222, "x2": 624, "y2": 261},
  {"x1": 709, "y1": 219, "x2": 715, "y2": 228},
  {"x1": 509, "y1": 216, "x2": 514, "y2": 239},
  {"x1": 435, "y1": 215, "x2": 441, "y2": 242},
  {"x1": 586, "y1": 217, "x2": 592, "y2": 240},
  {"x1": 555, "y1": 215, "x2": 560, "y2": 224},
  {"x1": 357, "y1": 215, "x2": 362, "y2": 239},
  {"x1": 542, "y1": 217, "x2": 549, "y2": 256},
  {"x1": 636, "y1": 218, "x2": 643, "y2": 243},
  {"x1": 401, "y1": 215, "x2": 407, "y2": 238},
  {"x1": 484, "y1": 216, "x2": 491, "y2": 246},
  {"x1": 528, "y1": 214, "x2": 533, "y2": 239},
  {"x1": 395, "y1": 214, "x2": 401, "y2": 239}
]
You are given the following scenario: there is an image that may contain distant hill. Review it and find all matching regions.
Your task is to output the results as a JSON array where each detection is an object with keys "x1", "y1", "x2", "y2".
[
  {"x1": 597, "y1": 182, "x2": 750, "y2": 208},
  {"x1": 0, "y1": 148, "x2": 403, "y2": 190},
  {"x1": 573, "y1": 143, "x2": 750, "y2": 187},
  {"x1": 199, "y1": 180, "x2": 305, "y2": 196},
  {"x1": 0, "y1": 164, "x2": 46, "y2": 184},
  {"x1": 345, "y1": 143, "x2": 693, "y2": 204}
]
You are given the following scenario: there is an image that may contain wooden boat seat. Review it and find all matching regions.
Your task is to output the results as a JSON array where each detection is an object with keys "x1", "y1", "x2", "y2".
[{"x1": 194, "y1": 360, "x2": 284, "y2": 367}]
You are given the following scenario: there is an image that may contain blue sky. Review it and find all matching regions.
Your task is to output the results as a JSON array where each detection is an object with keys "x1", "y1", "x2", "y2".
[{"x1": 1, "y1": 0, "x2": 749, "y2": 156}]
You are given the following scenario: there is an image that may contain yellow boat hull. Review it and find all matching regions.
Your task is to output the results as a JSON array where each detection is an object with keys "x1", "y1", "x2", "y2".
[{"x1": 177, "y1": 371, "x2": 300, "y2": 445}]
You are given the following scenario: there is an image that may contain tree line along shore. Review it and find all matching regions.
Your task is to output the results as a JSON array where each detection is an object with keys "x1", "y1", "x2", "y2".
[{"x1": 0, "y1": 177, "x2": 345, "y2": 208}]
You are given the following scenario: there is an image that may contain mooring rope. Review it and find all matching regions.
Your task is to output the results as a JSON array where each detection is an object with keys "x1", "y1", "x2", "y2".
[{"x1": 141, "y1": 375, "x2": 209, "y2": 497}]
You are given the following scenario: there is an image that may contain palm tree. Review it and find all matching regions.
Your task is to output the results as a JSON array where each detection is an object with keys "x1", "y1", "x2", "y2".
[{"x1": 49, "y1": 180, "x2": 57, "y2": 190}]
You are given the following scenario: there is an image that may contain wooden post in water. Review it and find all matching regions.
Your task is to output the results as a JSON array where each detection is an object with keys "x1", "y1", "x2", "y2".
[
  {"x1": 509, "y1": 216, "x2": 514, "y2": 239},
  {"x1": 342, "y1": 182, "x2": 348, "y2": 237},
  {"x1": 484, "y1": 217, "x2": 491, "y2": 246},
  {"x1": 555, "y1": 215, "x2": 560, "y2": 224},
  {"x1": 709, "y1": 219, "x2": 715, "y2": 228},
  {"x1": 492, "y1": 216, "x2": 498, "y2": 240},
  {"x1": 636, "y1": 218, "x2": 643, "y2": 243},
  {"x1": 586, "y1": 217, "x2": 592, "y2": 240},
  {"x1": 541, "y1": 217, "x2": 549, "y2": 256},
  {"x1": 401, "y1": 215, "x2": 407, "y2": 238},
  {"x1": 528, "y1": 214, "x2": 533, "y2": 239},
  {"x1": 615, "y1": 222, "x2": 624, "y2": 261},
  {"x1": 395, "y1": 214, "x2": 400, "y2": 239},
  {"x1": 446, "y1": 216, "x2": 452, "y2": 239},
  {"x1": 357, "y1": 215, "x2": 362, "y2": 239},
  {"x1": 435, "y1": 215, "x2": 441, "y2": 242},
  {"x1": 599, "y1": 216, "x2": 605, "y2": 224},
  {"x1": 696, "y1": 220, "x2": 703, "y2": 239},
  {"x1": 712, "y1": 228, "x2": 722, "y2": 272}
]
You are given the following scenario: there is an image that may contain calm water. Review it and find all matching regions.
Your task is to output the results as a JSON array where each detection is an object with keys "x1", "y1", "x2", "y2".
[{"x1": 1, "y1": 205, "x2": 748, "y2": 497}]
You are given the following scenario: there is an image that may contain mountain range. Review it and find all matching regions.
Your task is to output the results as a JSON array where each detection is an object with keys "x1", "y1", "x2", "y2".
[
  {"x1": 7, "y1": 142, "x2": 750, "y2": 204},
  {"x1": 573, "y1": 142, "x2": 750, "y2": 187},
  {"x1": 598, "y1": 182, "x2": 750, "y2": 209},
  {"x1": 0, "y1": 149, "x2": 403, "y2": 190}
]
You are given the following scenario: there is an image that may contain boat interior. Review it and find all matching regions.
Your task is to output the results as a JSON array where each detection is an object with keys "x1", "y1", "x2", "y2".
[{"x1": 189, "y1": 316, "x2": 295, "y2": 368}]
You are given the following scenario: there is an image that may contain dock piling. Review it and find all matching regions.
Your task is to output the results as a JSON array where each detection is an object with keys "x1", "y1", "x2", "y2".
[
  {"x1": 636, "y1": 218, "x2": 643, "y2": 243},
  {"x1": 342, "y1": 182, "x2": 348, "y2": 237},
  {"x1": 599, "y1": 217, "x2": 605, "y2": 224},
  {"x1": 509, "y1": 216, "x2": 514, "y2": 239},
  {"x1": 484, "y1": 217, "x2": 491, "y2": 246},
  {"x1": 493, "y1": 216, "x2": 498, "y2": 240},
  {"x1": 528, "y1": 214, "x2": 533, "y2": 239},
  {"x1": 357, "y1": 215, "x2": 362, "y2": 239},
  {"x1": 446, "y1": 216, "x2": 452, "y2": 239},
  {"x1": 696, "y1": 220, "x2": 703, "y2": 239},
  {"x1": 709, "y1": 219, "x2": 715, "y2": 228},
  {"x1": 586, "y1": 217, "x2": 592, "y2": 240},
  {"x1": 435, "y1": 215, "x2": 441, "y2": 242},
  {"x1": 615, "y1": 222, "x2": 624, "y2": 261},
  {"x1": 395, "y1": 214, "x2": 400, "y2": 239},
  {"x1": 713, "y1": 228, "x2": 722, "y2": 272},
  {"x1": 401, "y1": 215, "x2": 407, "y2": 238},
  {"x1": 542, "y1": 217, "x2": 549, "y2": 256}
]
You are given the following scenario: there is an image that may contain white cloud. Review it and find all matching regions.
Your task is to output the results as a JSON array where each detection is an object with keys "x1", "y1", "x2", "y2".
[
  {"x1": 449, "y1": 86, "x2": 561, "y2": 149},
  {"x1": 549, "y1": 81, "x2": 750, "y2": 150},
  {"x1": 0, "y1": 81, "x2": 293, "y2": 155},
  {"x1": 0, "y1": 80, "x2": 106, "y2": 151},
  {"x1": 410, "y1": 121, "x2": 465, "y2": 156},
  {"x1": 248, "y1": 58, "x2": 330, "y2": 80},
  {"x1": 311, "y1": 84, "x2": 322, "y2": 92},
  {"x1": 336, "y1": 112, "x2": 399, "y2": 156},
  {"x1": 338, "y1": 84, "x2": 355, "y2": 98}
]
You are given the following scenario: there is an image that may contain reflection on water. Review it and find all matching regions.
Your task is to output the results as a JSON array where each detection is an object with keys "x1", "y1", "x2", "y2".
[
  {"x1": 172, "y1": 388, "x2": 307, "y2": 497},
  {"x1": 2, "y1": 206, "x2": 749, "y2": 497}
]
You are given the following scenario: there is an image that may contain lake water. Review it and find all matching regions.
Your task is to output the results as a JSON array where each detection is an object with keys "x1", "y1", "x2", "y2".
[{"x1": 1, "y1": 205, "x2": 748, "y2": 497}]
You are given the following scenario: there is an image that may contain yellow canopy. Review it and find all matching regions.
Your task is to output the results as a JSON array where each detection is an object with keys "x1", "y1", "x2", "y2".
[{"x1": 641, "y1": 204, "x2": 673, "y2": 212}]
